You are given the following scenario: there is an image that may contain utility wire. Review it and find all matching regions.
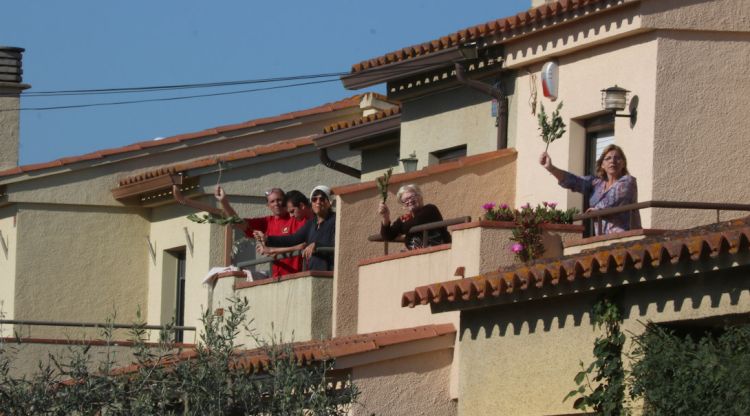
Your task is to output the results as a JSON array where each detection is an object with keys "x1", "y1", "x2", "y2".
[
  {"x1": 22, "y1": 72, "x2": 348, "y2": 97},
  {"x1": 1, "y1": 78, "x2": 342, "y2": 112}
]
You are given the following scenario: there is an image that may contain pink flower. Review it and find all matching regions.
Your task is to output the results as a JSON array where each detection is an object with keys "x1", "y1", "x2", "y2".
[
  {"x1": 482, "y1": 202, "x2": 496, "y2": 211},
  {"x1": 542, "y1": 201, "x2": 548, "y2": 207},
  {"x1": 521, "y1": 203, "x2": 531, "y2": 209},
  {"x1": 500, "y1": 203, "x2": 509, "y2": 210},
  {"x1": 511, "y1": 242, "x2": 524, "y2": 253},
  {"x1": 548, "y1": 202, "x2": 558, "y2": 209}
]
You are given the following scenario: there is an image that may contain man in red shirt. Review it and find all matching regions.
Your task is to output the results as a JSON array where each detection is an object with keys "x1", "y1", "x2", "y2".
[{"x1": 215, "y1": 186, "x2": 304, "y2": 278}]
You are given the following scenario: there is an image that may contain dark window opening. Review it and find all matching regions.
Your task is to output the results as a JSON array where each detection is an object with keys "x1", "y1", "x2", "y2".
[{"x1": 430, "y1": 145, "x2": 467, "y2": 165}]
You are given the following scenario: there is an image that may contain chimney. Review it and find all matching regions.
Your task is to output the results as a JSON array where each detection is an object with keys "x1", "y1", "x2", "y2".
[{"x1": 0, "y1": 46, "x2": 30, "y2": 170}]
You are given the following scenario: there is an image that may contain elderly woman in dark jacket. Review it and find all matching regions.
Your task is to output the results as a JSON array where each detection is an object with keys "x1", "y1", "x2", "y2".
[{"x1": 378, "y1": 184, "x2": 451, "y2": 250}]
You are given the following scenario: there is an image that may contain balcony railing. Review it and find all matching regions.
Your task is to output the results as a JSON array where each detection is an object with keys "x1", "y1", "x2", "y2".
[
  {"x1": 573, "y1": 200, "x2": 750, "y2": 235},
  {"x1": 367, "y1": 216, "x2": 472, "y2": 254},
  {"x1": 234, "y1": 246, "x2": 334, "y2": 271}
]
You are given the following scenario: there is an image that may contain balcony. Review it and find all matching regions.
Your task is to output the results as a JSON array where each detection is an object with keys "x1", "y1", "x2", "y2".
[{"x1": 211, "y1": 269, "x2": 333, "y2": 347}]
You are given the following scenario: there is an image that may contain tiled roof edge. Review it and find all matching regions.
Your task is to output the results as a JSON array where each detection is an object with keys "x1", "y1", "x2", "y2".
[
  {"x1": 117, "y1": 136, "x2": 315, "y2": 187},
  {"x1": 322, "y1": 106, "x2": 402, "y2": 134},
  {"x1": 0, "y1": 94, "x2": 371, "y2": 179},
  {"x1": 402, "y1": 216, "x2": 750, "y2": 309},
  {"x1": 349, "y1": 0, "x2": 627, "y2": 74}
]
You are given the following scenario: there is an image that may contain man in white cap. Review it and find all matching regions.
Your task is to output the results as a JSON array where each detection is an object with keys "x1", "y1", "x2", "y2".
[{"x1": 255, "y1": 185, "x2": 335, "y2": 271}]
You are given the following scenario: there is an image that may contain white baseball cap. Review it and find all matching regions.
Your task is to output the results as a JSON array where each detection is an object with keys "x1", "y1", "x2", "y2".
[{"x1": 310, "y1": 185, "x2": 332, "y2": 200}]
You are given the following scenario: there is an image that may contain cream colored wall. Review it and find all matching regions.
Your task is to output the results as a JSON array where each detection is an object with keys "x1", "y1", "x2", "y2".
[
  {"x1": 650, "y1": 31, "x2": 750, "y2": 228},
  {"x1": 12, "y1": 205, "x2": 149, "y2": 338},
  {"x1": 333, "y1": 154, "x2": 516, "y2": 336},
  {"x1": 351, "y1": 349, "x2": 457, "y2": 416},
  {"x1": 358, "y1": 250, "x2": 456, "y2": 334},
  {"x1": 212, "y1": 276, "x2": 333, "y2": 348},
  {"x1": 458, "y1": 264, "x2": 750, "y2": 415},
  {"x1": 400, "y1": 88, "x2": 497, "y2": 169},
  {"x1": 511, "y1": 34, "x2": 658, "y2": 226},
  {"x1": 0, "y1": 207, "x2": 17, "y2": 337},
  {"x1": 640, "y1": 0, "x2": 750, "y2": 32},
  {"x1": 0, "y1": 86, "x2": 22, "y2": 170},
  {"x1": 4, "y1": 341, "x2": 160, "y2": 379},
  {"x1": 146, "y1": 203, "x2": 223, "y2": 342}
]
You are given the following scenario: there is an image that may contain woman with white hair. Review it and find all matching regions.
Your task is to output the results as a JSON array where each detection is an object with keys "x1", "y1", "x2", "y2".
[{"x1": 378, "y1": 184, "x2": 451, "y2": 250}]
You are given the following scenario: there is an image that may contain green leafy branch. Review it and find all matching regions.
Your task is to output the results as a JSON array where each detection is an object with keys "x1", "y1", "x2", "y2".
[
  {"x1": 376, "y1": 168, "x2": 393, "y2": 203},
  {"x1": 187, "y1": 213, "x2": 244, "y2": 226},
  {"x1": 565, "y1": 297, "x2": 628, "y2": 415},
  {"x1": 538, "y1": 101, "x2": 566, "y2": 152}
]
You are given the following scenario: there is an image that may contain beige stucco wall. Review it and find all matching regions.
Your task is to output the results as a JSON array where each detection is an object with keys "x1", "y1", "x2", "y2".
[
  {"x1": 511, "y1": 33, "x2": 658, "y2": 225},
  {"x1": 640, "y1": 0, "x2": 750, "y2": 33},
  {"x1": 0, "y1": 85, "x2": 22, "y2": 171},
  {"x1": 400, "y1": 87, "x2": 497, "y2": 170},
  {"x1": 458, "y1": 262, "x2": 750, "y2": 415},
  {"x1": 10, "y1": 205, "x2": 149, "y2": 338},
  {"x1": 146, "y1": 203, "x2": 224, "y2": 342},
  {"x1": 351, "y1": 349, "x2": 457, "y2": 416},
  {"x1": 3, "y1": 341, "x2": 157, "y2": 379},
  {"x1": 0, "y1": 207, "x2": 18, "y2": 336},
  {"x1": 358, "y1": 250, "x2": 456, "y2": 335},
  {"x1": 650, "y1": 30, "x2": 750, "y2": 228},
  {"x1": 333, "y1": 153, "x2": 516, "y2": 337},
  {"x1": 212, "y1": 275, "x2": 333, "y2": 348}
]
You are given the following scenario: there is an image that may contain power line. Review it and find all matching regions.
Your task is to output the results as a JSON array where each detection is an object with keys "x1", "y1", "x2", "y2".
[
  {"x1": 22, "y1": 72, "x2": 348, "y2": 97},
  {"x1": 1, "y1": 78, "x2": 342, "y2": 112}
]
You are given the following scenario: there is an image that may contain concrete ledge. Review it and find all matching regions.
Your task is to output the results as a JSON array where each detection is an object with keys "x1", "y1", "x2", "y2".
[
  {"x1": 449, "y1": 220, "x2": 584, "y2": 233},
  {"x1": 359, "y1": 244, "x2": 452, "y2": 267},
  {"x1": 234, "y1": 270, "x2": 333, "y2": 290}
]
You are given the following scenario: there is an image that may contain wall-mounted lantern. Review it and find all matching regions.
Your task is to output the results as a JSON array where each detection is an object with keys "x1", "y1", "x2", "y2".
[
  {"x1": 399, "y1": 152, "x2": 418, "y2": 173},
  {"x1": 601, "y1": 85, "x2": 637, "y2": 126}
]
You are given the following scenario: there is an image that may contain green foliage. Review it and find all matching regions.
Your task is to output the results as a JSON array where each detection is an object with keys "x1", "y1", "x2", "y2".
[
  {"x1": 375, "y1": 168, "x2": 393, "y2": 203},
  {"x1": 629, "y1": 324, "x2": 750, "y2": 416},
  {"x1": 483, "y1": 202, "x2": 579, "y2": 262},
  {"x1": 565, "y1": 297, "x2": 628, "y2": 415},
  {"x1": 187, "y1": 213, "x2": 244, "y2": 226},
  {"x1": 0, "y1": 297, "x2": 357, "y2": 415},
  {"x1": 538, "y1": 102, "x2": 566, "y2": 152}
]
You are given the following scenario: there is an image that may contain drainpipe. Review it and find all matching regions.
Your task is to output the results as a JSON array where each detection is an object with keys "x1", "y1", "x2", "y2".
[
  {"x1": 172, "y1": 183, "x2": 224, "y2": 216},
  {"x1": 454, "y1": 62, "x2": 508, "y2": 149},
  {"x1": 318, "y1": 148, "x2": 361, "y2": 179}
]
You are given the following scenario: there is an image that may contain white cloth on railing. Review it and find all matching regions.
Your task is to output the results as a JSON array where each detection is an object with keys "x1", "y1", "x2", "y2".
[{"x1": 202, "y1": 265, "x2": 239, "y2": 286}]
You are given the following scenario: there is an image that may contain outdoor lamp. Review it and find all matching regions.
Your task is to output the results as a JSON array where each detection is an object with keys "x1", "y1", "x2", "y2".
[
  {"x1": 458, "y1": 42, "x2": 479, "y2": 60},
  {"x1": 601, "y1": 85, "x2": 637, "y2": 126},
  {"x1": 400, "y1": 152, "x2": 418, "y2": 172}
]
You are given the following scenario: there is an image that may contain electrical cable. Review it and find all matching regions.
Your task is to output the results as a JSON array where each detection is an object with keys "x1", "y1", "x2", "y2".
[
  {"x1": 22, "y1": 72, "x2": 348, "y2": 97},
  {"x1": 0, "y1": 78, "x2": 342, "y2": 112}
]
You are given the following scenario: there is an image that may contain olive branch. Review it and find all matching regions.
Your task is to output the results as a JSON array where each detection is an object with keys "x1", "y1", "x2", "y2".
[
  {"x1": 187, "y1": 213, "x2": 244, "y2": 226},
  {"x1": 538, "y1": 101, "x2": 566, "y2": 152},
  {"x1": 376, "y1": 168, "x2": 393, "y2": 203}
]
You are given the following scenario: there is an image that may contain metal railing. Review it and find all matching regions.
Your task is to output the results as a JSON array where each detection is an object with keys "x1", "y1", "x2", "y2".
[
  {"x1": 368, "y1": 216, "x2": 472, "y2": 254},
  {"x1": 573, "y1": 200, "x2": 750, "y2": 235},
  {"x1": 234, "y1": 246, "x2": 334, "y2": 270},
  {"x1": 0, "y1": 319, "x2": 197, "y2": 343}
]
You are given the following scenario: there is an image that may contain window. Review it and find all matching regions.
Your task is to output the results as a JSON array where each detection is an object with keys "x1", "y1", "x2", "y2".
[
  {"x1": 163, "y1": 248, "x2": 187, "y2": 342},
  {"x1": 583, "y1": 114, "x2": 614, "y2": 236},
  {"x1": 430, "y1": 145, "x2": 467, "y2": 165}
]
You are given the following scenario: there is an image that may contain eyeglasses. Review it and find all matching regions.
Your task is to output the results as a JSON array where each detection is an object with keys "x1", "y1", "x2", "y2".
[
  {"x1": 311, "y1": 196, "x2": 328, "y2": 203},
  {"x1": 401, "y1": 196, "x2": 418, "y2": 205}
]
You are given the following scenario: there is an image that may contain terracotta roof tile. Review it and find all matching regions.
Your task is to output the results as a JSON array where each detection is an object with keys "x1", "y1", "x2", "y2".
[
  {"x1": 402, "y1": 217, "x2": 750, "y2": 309},
  {"x1": 116, "y1": 136, "x2": 314, "y2": 187},
  {"x1": 111, "y1": 324, "x2": 455, "y2": 375},
  {"x1": 349, "y1": 0, "x2": 620, "y2": 74},
  {"x1": 0, "y1": 95, "x2": 369, "y2": 179},
  {"x1": 322, "y1": 106, "x2": 401, "y2": 134}
]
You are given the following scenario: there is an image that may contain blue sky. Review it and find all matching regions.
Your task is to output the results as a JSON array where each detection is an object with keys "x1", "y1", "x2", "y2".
[{"x1": 2, "y1": 0, "x2": 529, "y2": 164}]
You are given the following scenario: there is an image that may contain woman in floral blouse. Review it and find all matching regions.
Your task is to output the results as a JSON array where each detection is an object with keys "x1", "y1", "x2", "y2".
[{"x1": 540, "y1": 144, "x2": 641, "y2": 235}]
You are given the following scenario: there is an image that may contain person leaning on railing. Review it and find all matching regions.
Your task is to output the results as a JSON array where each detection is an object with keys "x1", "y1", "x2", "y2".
[
  {"x1": 255, "y1": 185, "x2": 335, "y2": 271},
  {"x1": 540, "y1": 144, "x2": 642, "y2": 235},
  {"x1": 378, "y1": 183, "x2": 452, "y2": 250}
]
